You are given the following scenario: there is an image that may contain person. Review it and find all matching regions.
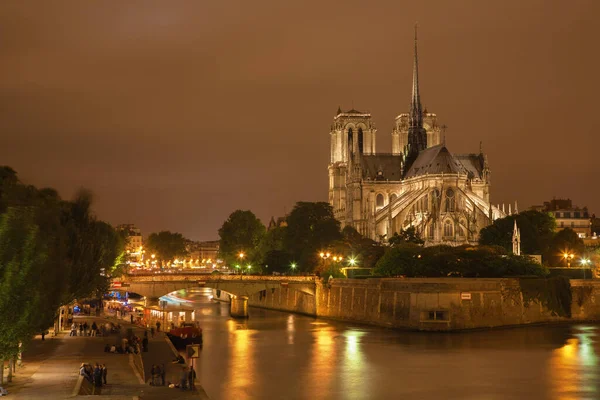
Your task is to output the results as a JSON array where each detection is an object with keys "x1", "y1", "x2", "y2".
[
  {"x1": 93, "y1": 363, "x2": 103, "y2": 387},
  {"x1": 79, "y1": 363, "x2": 90, "y2": 381},
  {"x1": 102, "y1": 364, "x2": 107, "y2": 385},
  {"x1": 83, "y1": 321, "x2": 89, "y2": 336},
  {"x1": 156, "y1": 321, "x2": 161, "y2": 332},
  {"x1": 150, "y1": 365, "x2": 157, "y2": 386},
  {"x1": 91, "y1": 322, "x2": 98, "y2": 337},
  {"x1": 150, "y1": 327, "x2": 155, "y2": 338},
  {"x1": 70, "y1": 322, "x2": 77, "y2": 337},
  {"x1": 160, "y1": 363, "x2": 166, "y2": 386},
  {"x1": 130, "y1": 314, "x2": 133, "y2": 324},
  {"x1": 79, "y1": 323, "x2": 83, "y2": 336},
  {"x1": 142, "y1": 335, "x2": 148, "y2": 352},
  {"x1": 179, "y1": 367, "x2": 188, "y2": 391},
  {"x1": 41, "y1": 330, "x2": 46, "y2": 341},
  {"x1": 188, "y1": 366, "x2": 196, "y2": 390}
]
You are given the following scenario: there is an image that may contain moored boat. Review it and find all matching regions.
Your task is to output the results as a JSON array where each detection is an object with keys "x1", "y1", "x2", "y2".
[{"x1": 166, "y1": 323, "x2": 203, "y2": 349}]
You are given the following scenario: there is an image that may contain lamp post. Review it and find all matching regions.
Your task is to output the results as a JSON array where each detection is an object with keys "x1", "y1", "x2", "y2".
[
  {"x1": 238, "y1": 252, "x2": 245, "y2": 277},
  {"x1": 290, "y1": 262, "x2": 297, "y2": 276},
  {"x1": 563, "y1": 253, "x2": 575, "y2": 268},
  {"x1": 319, "y1": 252, "x2": 331, "y2": 276}
]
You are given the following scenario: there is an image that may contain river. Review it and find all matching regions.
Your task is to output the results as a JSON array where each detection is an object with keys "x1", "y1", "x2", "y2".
[{"x1": 162, "y1": 292, "x2": 599, "y2": 400}]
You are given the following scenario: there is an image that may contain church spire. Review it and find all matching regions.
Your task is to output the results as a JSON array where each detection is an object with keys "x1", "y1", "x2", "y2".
[{"x1": 404, "y1": 24, "x2": 428, "y2": 175}]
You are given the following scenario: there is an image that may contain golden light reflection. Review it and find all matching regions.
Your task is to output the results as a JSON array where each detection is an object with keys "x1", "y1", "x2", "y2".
[
  {"x1": 223, "y1": 321, "x2": 255, "y2": 400},
  {"x1": 549, "y1": 328, "x2": 599, "y2": 400},
  {"x1": 287, "y1": 314, "x2": 295, "y2": 345},
  {"x1": 307, "y1": 326, "x2": 336, "y2": 397},
  {"x1": 342, "y1": 330, "x2": 367, "y2": 396}
]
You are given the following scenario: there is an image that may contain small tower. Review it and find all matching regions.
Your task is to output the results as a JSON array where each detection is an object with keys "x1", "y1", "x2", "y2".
[{"x1": 512, "y1": 220, "x2": 521, "y2": 256}]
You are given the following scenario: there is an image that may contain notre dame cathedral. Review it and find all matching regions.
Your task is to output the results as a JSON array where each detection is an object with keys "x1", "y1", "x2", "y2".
[{"x1": 327, "y1": 29, "x2": 505, "y2": 245}]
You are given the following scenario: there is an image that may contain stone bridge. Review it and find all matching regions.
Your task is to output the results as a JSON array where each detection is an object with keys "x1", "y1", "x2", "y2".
[{"x1": 114, "y1": 273, "x2": 318, "y2": 317}]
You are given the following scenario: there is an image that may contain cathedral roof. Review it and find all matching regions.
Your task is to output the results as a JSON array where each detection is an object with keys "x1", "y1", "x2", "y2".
[
  {"x1": 404, "y1": 145, "x2": 468, "y2": 178},
  {"x1": 455, "y1": 154, "x2": 485, "y2": 180},
  {"x1": 360, "y1": 154, "x2": 403, "y2": 181}
]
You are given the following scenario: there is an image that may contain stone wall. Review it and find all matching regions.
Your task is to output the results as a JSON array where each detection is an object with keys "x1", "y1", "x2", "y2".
[{"x1": 213, "y1": 278, "x2": 600, "y2": 331}]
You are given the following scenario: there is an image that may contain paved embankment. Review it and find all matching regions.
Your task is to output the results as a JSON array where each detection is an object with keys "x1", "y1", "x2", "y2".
[{"x1": 3, "y1": 314, "x2": 208, "y2": 399}]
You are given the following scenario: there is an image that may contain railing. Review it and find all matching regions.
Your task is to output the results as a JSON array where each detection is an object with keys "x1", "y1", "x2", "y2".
[{"x1": 121, "y1": 273, "x2": 318, "y2": 283}]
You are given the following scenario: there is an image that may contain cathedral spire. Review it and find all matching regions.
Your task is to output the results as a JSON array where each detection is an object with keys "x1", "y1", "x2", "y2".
[{"x1": 404, "y1": 24, "x2": 428, "y2": 175}]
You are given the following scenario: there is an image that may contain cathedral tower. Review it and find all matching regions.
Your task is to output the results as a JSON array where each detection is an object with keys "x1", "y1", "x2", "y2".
[{"x1": 403, "y1": 25, "x2": 428, "y2": 173}]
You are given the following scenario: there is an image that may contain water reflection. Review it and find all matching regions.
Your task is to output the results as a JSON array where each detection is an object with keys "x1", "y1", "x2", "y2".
[
  {"x1": 549, "y1": 326, "x2": 599, "y2": 400},
  {"x1": 178, "y1": 295, "x2": 600, "y2": 400}
]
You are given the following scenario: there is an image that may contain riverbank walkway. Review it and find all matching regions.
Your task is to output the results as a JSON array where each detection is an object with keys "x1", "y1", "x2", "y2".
[{"x1": 2, "y1": 313, "x2": 209, "y2": 399}]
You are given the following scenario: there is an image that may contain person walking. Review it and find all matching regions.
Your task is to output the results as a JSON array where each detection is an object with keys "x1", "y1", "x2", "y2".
[
  {"x1": 102, "y1": 364, "x2": 107, "y2": 385},
  {"x1": 188, "y1": 366, "x2": 196, "y2": 390},
  {"x1": 91, "y1": 322, "x2": 98, "y2": 337},
  {"x1": 70, "y1": 322, "x2": 77, "y2": 336}
]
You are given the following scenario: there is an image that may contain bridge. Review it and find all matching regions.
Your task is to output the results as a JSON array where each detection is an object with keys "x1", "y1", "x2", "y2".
[{"x1": 113, "y1": 273, "x2": 319, "y2": 318}]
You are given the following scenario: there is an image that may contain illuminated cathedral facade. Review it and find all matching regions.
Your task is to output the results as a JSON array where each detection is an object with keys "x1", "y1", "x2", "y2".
[{"x1": 327, "y1": 29, "x2": 505, "y2": 245}]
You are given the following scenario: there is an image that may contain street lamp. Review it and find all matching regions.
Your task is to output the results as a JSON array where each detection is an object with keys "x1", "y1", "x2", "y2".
[
  {"x1": 563, "y1": 253, "x2": 575, "y2": 268},
  {"x1": 290, "y1": 262, "x2": 297, "y2": 275},
  {"x1": 238, "y1": 252, "x2": 245, "y2": 275}
]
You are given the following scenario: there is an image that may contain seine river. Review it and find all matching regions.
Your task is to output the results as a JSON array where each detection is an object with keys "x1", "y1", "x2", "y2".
[{"x1": 169, "y1": 293, "x2": 599, "y2": 400}]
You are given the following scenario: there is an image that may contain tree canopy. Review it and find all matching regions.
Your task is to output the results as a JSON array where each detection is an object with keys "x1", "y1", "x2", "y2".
[
  {"x1": 0, "y1": 167, "x2": 123, "y2": 360},
  {"x1": 374, "y1": 244, "x2": 546, "y2": 278},
  {"x1": 479, "y1": 211, "x2": 556, "y2": 260},
  {"x1": 283, "y1": 202, "x2": 342, "y2": 272},
  {"x1": 145, "y1": 231, "x2": 188, "y2": 265},
  {"x1": 218, "y1": 210, "x2": 265, "y2": 266}
]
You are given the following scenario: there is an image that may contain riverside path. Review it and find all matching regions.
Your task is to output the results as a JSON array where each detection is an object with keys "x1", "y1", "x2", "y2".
[{"x1": 3, "y1": 313, "x2": 208, "y2": 399}]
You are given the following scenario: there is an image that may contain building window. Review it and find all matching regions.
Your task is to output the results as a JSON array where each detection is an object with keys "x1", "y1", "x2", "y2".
[
  {"x1": 555, "y1": 212, "x2": 561, "y2": 218},
  {"x1": 445, "y1": 188, "x2": 455, "y2": 212},
  {"x1": 564, "y1": 212, "x2": 571, "y2": 218},
  {"x1": 458, "y1": 221, "x2": 466, "y2": 237},
  {"x1": 443, "y1": 220, "x2": 453, "y2": 237},
  {"x1": 358, "y1": 128, "x2": 364, "y2": 153},
  {"x1": 390, "y1": 193, "x2": 397, "y2": 203},
  {"x1": 376, "y1": 193, "x2": 384, "y2": 209},
  {"x1": 575, "y1": 212, "x2": 580, "y2": 218}
]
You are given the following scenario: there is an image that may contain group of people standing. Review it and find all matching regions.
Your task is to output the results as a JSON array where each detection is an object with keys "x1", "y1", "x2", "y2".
[
  {"x1": 70, "y1": 321, "x2": 102, "y2": 337},
  {"x1": 79, "y1": 363, "x2": 107, "y2": 389}
]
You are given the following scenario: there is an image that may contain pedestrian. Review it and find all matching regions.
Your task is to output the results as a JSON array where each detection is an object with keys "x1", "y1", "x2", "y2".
[
  {"x1": 142, "y1": 335, "x2": 148, "y2": 352},
  {"x1": 160, "y1": 363, "x2": 166, "y2": 386},
  {"x1": 130, "y1": 314, "x2": 133, "y2": 324},
  {"x1": 41, "y1": 330, "x2": 45, "y2": 341},
  {"x1": 150, "y1": 365, "x2": 157, "y2": 385},
  {"x1": 79, "y1": 363, "x2": 90, "y2": 381},
  {"x1": 91, "y1": 322, "x2": 98, "y2": 337},
  {"x1": 70, "y1": 322, "x2": 77, "y2": 337},
  {"x1": 180, "y1": 366, "x2": 188, "y2": 391},
  {"x1": 188, "y1": 365, "x2": 196, "y2": 390},
  {"x1": 102, "y1": 364, "x2": 107, "y2": 385},
  {"x1": 150, "y1": 327, "x2": 155, "y2": 338},
  {"x1": 83, "y1": 321, "x2": 89, "y2": 336},
  {"x1": 79, "y1": 323, "x2": 83, "y2": 336},
  {"x1": 156, "y1": 321, "x2": 161, "y2": 332},
  {"x1": 93, "y1": 363, "x2": 103, "y2": 387}
]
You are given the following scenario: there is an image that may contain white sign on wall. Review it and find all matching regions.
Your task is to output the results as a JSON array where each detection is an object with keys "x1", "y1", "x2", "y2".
[{"x1": 461, "y1": 292, "x2": 472, "y2": 300}]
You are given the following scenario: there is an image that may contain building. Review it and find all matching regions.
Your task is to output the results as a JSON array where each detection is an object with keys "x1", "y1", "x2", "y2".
[
  {"x1": 116, "y1": 224, "x2": 143, "y2": 253},
  {"x1": 327, "y1": 29, "x2": 504, "y2": 245},
  {"x1": 531, "y1": 199, "x2": 592, "y2": 238},
  {"x1": 186, "y1": 240, "x2": 220, "y2": 266},
  {"x1": 267, "y1": 216, "x2": 288, "y2": 231}
]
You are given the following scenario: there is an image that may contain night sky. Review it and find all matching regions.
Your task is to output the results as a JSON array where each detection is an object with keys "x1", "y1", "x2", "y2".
[{"x1": 1, "y1": 1, "x2": 599, "y2": 240}]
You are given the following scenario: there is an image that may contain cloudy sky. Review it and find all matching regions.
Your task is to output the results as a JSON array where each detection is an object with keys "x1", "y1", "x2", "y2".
[{"x1": 1, "y1": 0, "x2": 599, "y2": 240}]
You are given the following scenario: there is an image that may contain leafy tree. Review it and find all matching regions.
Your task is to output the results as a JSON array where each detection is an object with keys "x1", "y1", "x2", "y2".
[
  {"x1": 545, "y1": 228, "x2": 585, "y2": 267},
  {"x1": 255, "y1": 226, "x2": 286, "y2": 267},
  {"x1": 263, "y1": 249, "x2": 295, "y2": 274},
  {"x1": 388, "y1": 227, "x2": 425, "y2": 246},
  {"x1": 218, "y1": 210, "x2": 265, "y2": 266},
  {"x1": 374, "y1": 244, "x2": 547, "y2": 278},
  {"x1": 145, "y1": 231, "x2": 188, "y2": 265},
  {"x1": 336, "y1": 226, "x2": 384, "y2": 269},
  {"x1": 283, "y1": 202, "x2": 342, "y2": 272},
  {"x1": 479, "y1": 211, "x2": 556, "y2": 260}
]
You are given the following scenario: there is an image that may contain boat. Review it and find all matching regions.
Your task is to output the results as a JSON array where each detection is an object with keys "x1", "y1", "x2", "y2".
[{"x1": 166, "y1": 323, "x2": 203, "y2": 349}]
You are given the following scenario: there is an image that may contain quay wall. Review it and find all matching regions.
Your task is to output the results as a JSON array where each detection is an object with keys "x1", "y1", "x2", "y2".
[{"x1": 215, "y1": 278, "x2": 600, "y2": 331}]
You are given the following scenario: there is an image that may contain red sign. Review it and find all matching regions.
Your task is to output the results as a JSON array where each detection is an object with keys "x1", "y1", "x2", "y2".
[{"x1": 112, "y1": 282, "x2": 122, "y2": 288}]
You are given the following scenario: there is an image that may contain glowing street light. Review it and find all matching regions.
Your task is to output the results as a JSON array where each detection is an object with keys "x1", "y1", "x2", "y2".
[
  {"x1": 563, "y1": 252, "x2": 575, "y2": 268},
  {"x1": 348, "y1": 257, "x2": 357, "y2": 266},
  {"x1": 581, "y1": 258, "x2": 590, "y2": 266}
]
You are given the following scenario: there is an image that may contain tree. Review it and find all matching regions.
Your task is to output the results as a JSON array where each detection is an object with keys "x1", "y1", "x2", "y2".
[
  {"x1": 218, "y1": 210, "x2": 265, "y2": 266},
  {"x1": 283, "y1": 202, "x2": 342, "y2": 272},
  {"x1": 479, "y1": 211, "x2": 556, "y2": 260},
  {"x1": 546, "y1": 228, "x2": 585, "y2": 267},
  {"x1": 388, "y1": 227, "x2": 425, "y2": 246},
  {"x1": 145, "y1": 231, "x2": 188, "y2": 265},
  {"x1": 263, "y1": 249, "x2": 294, "y2": 274},
  {"x1": 336, "y1": 226, "x2": 385, "y2": 269},
  {"x1": 374, "y1": 244, "x2": 546, "y2": 278}
]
